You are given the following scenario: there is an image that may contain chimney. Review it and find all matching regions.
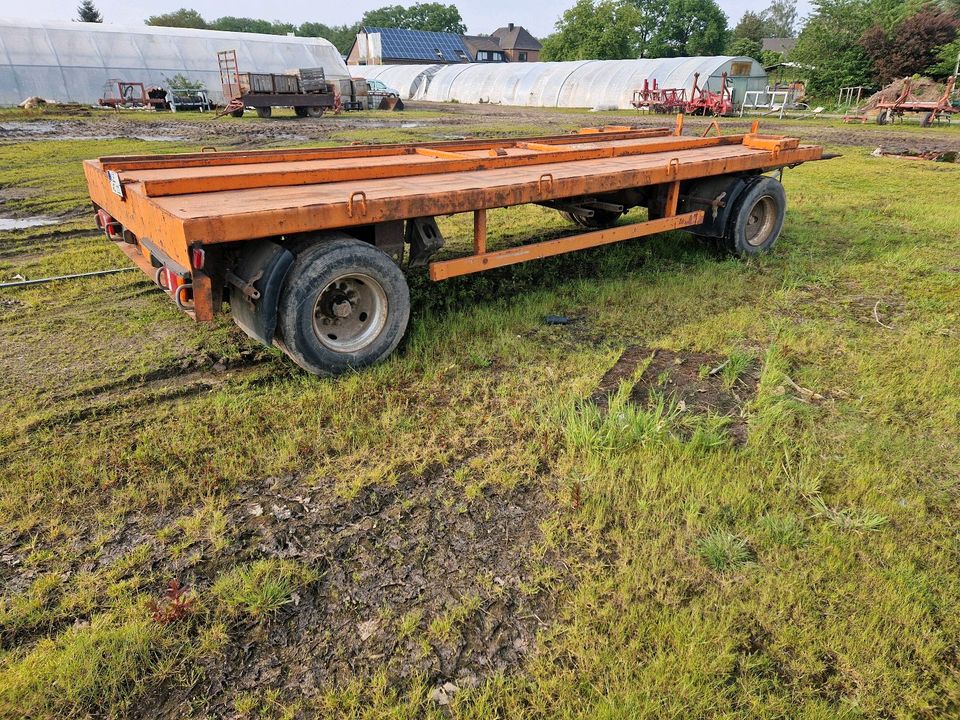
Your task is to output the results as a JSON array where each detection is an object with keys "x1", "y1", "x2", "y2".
[{"x1": 508, "y1": 23, "x2": 514, "y2": 31}]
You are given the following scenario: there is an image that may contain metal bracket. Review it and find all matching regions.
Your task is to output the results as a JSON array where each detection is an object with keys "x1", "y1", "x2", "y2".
[
  {"x1": 347, "y1": 191, "x2": 368, "y2": 218},
  {"x1": 538, "y1": 173, "x2": 554, "y2": 194},
  {"x1": 225, "y1": 269, "x2": 263, "y2": 300},
  {"x1": 682, "y1": 191, "x2": 727, "y2": 220},
  {"x1": 406, "y1": 217, "x2": 445, "y2": 267}
]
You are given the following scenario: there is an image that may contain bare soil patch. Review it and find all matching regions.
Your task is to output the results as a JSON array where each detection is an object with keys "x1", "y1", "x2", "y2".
[
  {"x1": 593, "y1": 347, "x2": 761, "y2": 444},
  {"x1": 167, "y1": 467, "x2": 558, "y2": 715}
]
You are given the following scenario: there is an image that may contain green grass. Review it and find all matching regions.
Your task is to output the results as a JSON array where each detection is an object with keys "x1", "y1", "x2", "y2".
[
  {"x1": 211, "y1": 560, "x2": 317, "y2": 618},
  {"x1": 1, "y1": 107, "x2": 960, "y2": 717}
]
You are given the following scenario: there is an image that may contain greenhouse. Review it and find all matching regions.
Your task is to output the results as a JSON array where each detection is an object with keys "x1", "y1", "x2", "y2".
[
  {"x1": 350, "y1": 56, "x2": 767, "y2": 110},
  {"x1": 0, "y1": 18, "x2": 350, "y2": 106},
  {"x1": 349, "y1": 64, "x2": 442, "y2": 100}
]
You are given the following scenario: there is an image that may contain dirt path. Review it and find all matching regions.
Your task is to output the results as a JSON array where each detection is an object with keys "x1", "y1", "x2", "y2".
[{"x1": 5, "y1": 102, "x2": 956, "y2": 151}]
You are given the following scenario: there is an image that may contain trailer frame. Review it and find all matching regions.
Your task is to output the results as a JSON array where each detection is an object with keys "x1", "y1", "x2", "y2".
[
  {"x1": 875, "y1": 76, "x2": 957, "y2": 127},
  {"x1": 84, "y1": 119, "x2": 823, "y2": 374}
]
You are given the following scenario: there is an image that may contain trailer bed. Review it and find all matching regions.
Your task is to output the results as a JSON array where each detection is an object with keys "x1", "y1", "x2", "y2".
[
  {"x1": 85, "y1": 127, "x2": 819, "y2": 263},
  {"x1": 84, "y1": 124, "x2": 825, "y2": 375}
]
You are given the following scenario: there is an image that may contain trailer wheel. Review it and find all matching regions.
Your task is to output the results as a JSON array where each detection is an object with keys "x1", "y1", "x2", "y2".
[
  {"x1": 294, "y1": 107, "x2": 308, "y2": 117},
  {"x1": 305, "y1": 107, "x2": 324, "y2": 118},
  {"x1": 230, "y1": 108, "x2": 244, "y2": 118},
  {"x1": 255, "y1": 107, "x2": 272, "y2": 118},
  {"x1": 876, "y1": 110, "x2": 889, "y2": 125},
  {"x1": 559, "y1": 208, "x2": 623, "y2": 229},
  {"x1": 275, "y1": 235, "x2": 410, "y2": 375},
  {"x1": 725, "y1": 176, "x2": 786, "y2": 257},
  {"x1": 919, "y1": 111, "x2": 934, "y2": 128}
]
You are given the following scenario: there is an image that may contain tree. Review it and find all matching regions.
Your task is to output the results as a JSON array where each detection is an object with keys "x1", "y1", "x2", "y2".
[
  {"x1": 727, "y1": 37, "x2": 764, "y2": 60},
  {"x1": 762, "y1": 0, "x2": 799, "y2": 36},
  {"x1": 541, "y1": 0, "x2": 641, "y2": 60},
  {"x1": 861, "y1": 9, "x2": 959, "y2": 83},
  {"x1": 298, "y1": 22, "x2": 361, "y2": 54},
  {"x1": 77, "y1": 0, "x2": 102, "y2": 23},
  {"x1": 792, "y1": 0, "x2": 876, "y2": 95},
  {"x1": 630, "y1": 0, "x2": 670, "y2": 56},
  {"x1": 361, "y1": 3, "x2": 466, "y2": 34},
  {"x1": 145, "y1": 8, "x2": 208, "y2": 29},
  {"x1": 208, "y1": 17, "x2": 296, "y2": 34},
  {"x1": 929, "y1": 36, "x2": 960, "y2": 75},
  {"x1": 649, "y1": 0, "x2": 729, "y2": 56},
  {"x1": 543, "y1": 0, "x2": 728, "y2": 60},
  {"x1": 731, "y1": 11, "x2": 767, "y2": 42}
]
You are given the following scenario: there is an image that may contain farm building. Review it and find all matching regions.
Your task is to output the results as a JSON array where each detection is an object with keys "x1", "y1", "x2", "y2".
[
  {"x1": 0, "y1": 18, "x2": 350, "y2": 106},
  {"x1": 354, "y1": 56, "x2": 767, "y2": 111},
  {"x1": 347, "y1": 27, "x2": 472, "y2": 65}
]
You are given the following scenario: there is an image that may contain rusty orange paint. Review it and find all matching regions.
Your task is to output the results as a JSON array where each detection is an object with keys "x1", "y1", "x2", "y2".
[
  {"x1": 429, "y1": 211, "x2": 706, "y2": 280},
  {"x1": 84, "y1": 127, "x2": 823, "y2": 309},
  {"x1": 136, "y1": 135, "x2": 753, "y2": 198},
  {"x1": 473, "y1": 209, "x2": 487, "y2": 256}
]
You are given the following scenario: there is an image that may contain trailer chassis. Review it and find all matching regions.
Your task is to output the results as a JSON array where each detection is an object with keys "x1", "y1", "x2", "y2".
[{"x1": 85, "y1": 119, "x2": 823, "y2": 375}]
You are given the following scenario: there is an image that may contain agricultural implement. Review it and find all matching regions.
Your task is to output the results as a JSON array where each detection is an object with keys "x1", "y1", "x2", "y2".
[
  {"x1": 875, "y1": 76, "x2": 957, "y2": 127},
  {"x1": 631, "y1": 79, "x2": 687, "y2": 114},
  {"x1": 84, "y1": 120, "x2": 824, "y2": 375},
  {"x1": 99, "y1": 81, "x2": 168, "y2": 110},
  {"x1": 685, "y1": 72, "x2": 733, "y2": 116},
  {"x1": 217, "y1": 50, "x2": 335, "y2": 119},
  {"x1": 686, "y1": 73, "x2": 733, "y2": 116}
]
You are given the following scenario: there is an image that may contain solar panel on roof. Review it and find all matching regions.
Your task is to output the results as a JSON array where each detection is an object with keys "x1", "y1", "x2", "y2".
[{"x1": 366, "y1": 26, "x2": 471, "y2": 62}]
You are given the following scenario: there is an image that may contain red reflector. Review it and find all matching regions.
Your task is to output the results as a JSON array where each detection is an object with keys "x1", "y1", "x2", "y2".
[{"x1": 191, "y1": 247, "x2": 205, "y2": 270}]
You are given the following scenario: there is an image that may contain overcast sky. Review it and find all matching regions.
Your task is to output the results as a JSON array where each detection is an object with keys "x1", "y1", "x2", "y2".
[{"x1": 15, "y1": 0, "x2": 813, "y2": 38}]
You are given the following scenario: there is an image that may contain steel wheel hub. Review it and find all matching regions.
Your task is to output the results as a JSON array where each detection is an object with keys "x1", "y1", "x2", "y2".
[
  {"x1": 745, "y1": 195, "x2": 777, "y2": 247},
  {"x1": 313, "y1": 273, "x2": 388, "y2": 353}
]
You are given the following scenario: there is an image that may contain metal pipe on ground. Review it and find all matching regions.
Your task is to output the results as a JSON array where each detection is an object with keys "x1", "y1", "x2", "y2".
[{"x1": 0, "y1": 267, "x2": 136, "y2": 289}]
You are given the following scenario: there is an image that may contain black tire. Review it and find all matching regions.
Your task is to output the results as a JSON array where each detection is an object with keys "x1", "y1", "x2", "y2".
[
  {"x1": 255, "y1": 106, "x2": 272, "y2": 118},
  {"x1": 559, "y1": 208, "x2": 623, "y2": 229},
  {"x1": 876, "y1": 109, "x2": 889, "y2": 125},
  {"x1": 919, "y1": 111, "x2": 933, "y2": 128},
  {"x1": 294, "y1": 107, "x2": 308, "y2": 117},
  {"x1": 724, "y1": 176, "x2": 787, "y2": 257},
  {"x1": 230, "y1": 108, "x2": 245, "y2": 118},
  {"x1": 305, "y1": 106, "x2": 324, "y2": 118},
  {"x1": 275, "y1": 235, "x2": 410, "y2": 376}
]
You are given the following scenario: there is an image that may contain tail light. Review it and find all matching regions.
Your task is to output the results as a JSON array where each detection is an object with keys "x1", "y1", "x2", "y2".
[
  {"x1": 191, "y1": 247, "x2": 206, "y2": 270},
  {"x1": 156, "y1": 267, "x2": 186, "y2": 292},
  {"x1": 95, "y1": 209, "x2": 123, "y2": 240}
]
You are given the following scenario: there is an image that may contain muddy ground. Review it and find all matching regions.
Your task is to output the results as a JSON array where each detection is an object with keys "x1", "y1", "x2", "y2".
[{"x1": 2, "y1": 102, "x2": 959, "y2": 152}]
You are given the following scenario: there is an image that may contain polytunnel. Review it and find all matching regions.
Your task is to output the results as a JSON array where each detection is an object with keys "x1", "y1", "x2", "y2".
[
  {"x1": 409, "y1": 56, "x2": 766, "y2": 110},
  {"x1": 348, "y1": 64, "x2": 442, "y2": 99},
  {"x1": 0, "y1": 18, "x2": 350, "y2": 106}
]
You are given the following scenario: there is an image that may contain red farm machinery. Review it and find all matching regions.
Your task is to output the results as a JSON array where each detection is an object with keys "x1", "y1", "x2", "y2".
[
  {"x1": 875, "y1": 76, "x2": 958, "y2": 127},
  {"x1": 633, "y1": 72, "x2": 733, "y2": 117}
]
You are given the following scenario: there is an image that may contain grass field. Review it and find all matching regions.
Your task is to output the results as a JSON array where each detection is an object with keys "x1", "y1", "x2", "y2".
[{"x1": 1, "y1": 107, "x2": 959, "y2": 719}]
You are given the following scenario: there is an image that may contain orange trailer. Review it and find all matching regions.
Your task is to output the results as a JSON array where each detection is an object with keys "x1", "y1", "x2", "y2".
[{"x1": 84, "y1": 121, "x2": 823, "y2": 375}]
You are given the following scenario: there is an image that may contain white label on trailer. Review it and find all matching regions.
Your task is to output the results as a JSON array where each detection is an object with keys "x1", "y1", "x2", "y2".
[{"x1": 108, "y1": 170, "x2": 124, "y2": 199}]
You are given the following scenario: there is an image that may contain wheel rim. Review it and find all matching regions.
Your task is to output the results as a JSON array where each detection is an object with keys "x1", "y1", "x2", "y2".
[
  {"x1": 312, "y1": 273, "x2": 388, "y2": 353},
  {"x1": 745, "y1": 195, "x2": 777, "y2": 247}
]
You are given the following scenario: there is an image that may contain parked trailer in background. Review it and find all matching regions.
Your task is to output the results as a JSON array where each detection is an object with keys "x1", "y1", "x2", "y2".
[
  {"x1": 218, "y1": 50, "x2": 335, "y2": 118},
  {"x1": 876, "y1": 76, "x2": 958, "y2": 127},
  {"x1": 84, "y1": 122, "x2": 824, "y2": 375}
]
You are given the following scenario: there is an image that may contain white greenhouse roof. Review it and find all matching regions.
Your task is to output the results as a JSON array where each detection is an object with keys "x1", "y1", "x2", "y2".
[
  {"x1": 349, "y1": 64, "x2": 442, "y2": 99},
  {"x1": 0, "y1": 18, "x2": 350, "y2": 105},
  {"x1": 351, "y1": 56, "x2": 766, "y2": 110}
]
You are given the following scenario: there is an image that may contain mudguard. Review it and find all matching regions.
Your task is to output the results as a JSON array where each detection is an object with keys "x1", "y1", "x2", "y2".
[
  {"x1": 679, "y1": 175, "x2": 757, "y2": 238},
  {"x1": 229, "y1": 241, "x2": 295, "y2": 346}
]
